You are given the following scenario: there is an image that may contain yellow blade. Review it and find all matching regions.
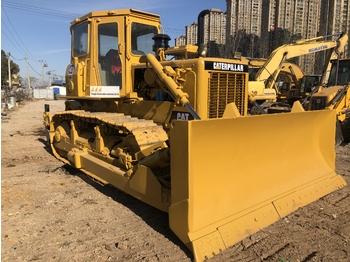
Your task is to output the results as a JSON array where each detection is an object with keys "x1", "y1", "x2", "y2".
[{"x1": 169, "y1": 109, "x2": 346, "y2": 261}]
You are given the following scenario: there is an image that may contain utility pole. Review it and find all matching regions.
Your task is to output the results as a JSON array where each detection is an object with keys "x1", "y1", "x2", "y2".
[
  {"x1": 8, "y1": 52, "x2": 12, "y2": 90},
  {"x1": 5, "y1": 52, "x2": 12, "y2": 112},
  {"x1": 25, "y1": 54, "x2": 31, "y2": 89},
  {"x1": 47, "y1": 71, "x2": 51, "y2": 86},
  {"x1": 52, "y1": 70, "x2": 57, "y2": 81}
]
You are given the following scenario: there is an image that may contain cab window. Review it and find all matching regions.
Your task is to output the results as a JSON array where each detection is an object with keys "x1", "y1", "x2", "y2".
[
  {"x1": 131, "y1": 22, "x2": 158, "y2": 55},
  {"x1": 328, "y1": 61, "x2": 350, "y2": 86},
  {"x1": 98, "y1": 23, "x2": 121, "y2": 87},
  {"x1": 73, "y1": 22, "x2": 88, "y2": 56}
]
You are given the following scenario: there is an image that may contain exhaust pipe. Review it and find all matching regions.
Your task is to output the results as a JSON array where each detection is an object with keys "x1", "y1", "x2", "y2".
[{"x1": 197, "y1": 9, "x2": 210, "y2": 57}]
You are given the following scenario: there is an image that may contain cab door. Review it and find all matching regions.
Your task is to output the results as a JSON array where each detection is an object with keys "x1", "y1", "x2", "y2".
[{"x1": 92, "y1": 16, "x2": 126, "y2": 97}]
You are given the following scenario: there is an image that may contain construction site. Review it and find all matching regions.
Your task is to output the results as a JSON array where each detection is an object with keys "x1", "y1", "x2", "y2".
[
  {"x1": 1, "y1": 98, "x2": 349, "y2": 261},
  {"x1": 2, "y1": 6, "x2": 350, "y2": 262}
]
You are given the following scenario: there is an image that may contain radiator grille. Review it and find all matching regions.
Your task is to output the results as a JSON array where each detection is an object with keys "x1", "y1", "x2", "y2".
[{"x1": 208, "y1": 72, "x2": 246, "y2": 118}]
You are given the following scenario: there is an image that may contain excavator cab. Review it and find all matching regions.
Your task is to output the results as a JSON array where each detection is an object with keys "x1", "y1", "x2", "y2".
[
  {"x1": 328, "y1": 59, "x2": 350, "y2": 86},
  {"x1": 299, "y1": 74, "x2": 321, "y2": 93}
]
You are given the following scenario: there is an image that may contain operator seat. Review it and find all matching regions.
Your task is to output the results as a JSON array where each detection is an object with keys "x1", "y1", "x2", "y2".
[{"x1": 103, "y1": 49, "x2": 122, "y2": 87}]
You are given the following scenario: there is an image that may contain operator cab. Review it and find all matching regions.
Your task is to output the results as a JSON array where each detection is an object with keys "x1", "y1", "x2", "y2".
[
  {"x1": 328, "y1": 59, "x2": 350, "y2": 86},
  {"x1": 66, "y1": 9, "x2": 160, "y2": 98}
]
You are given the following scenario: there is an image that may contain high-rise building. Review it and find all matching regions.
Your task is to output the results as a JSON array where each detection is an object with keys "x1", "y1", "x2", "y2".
[
  {"x1": 226, "y1": 0, "x2": 334, "y2": 73},
  {"x1": 226, "y1": 0, "x2": 262, "y2": 36},
  {"x1": 320, "y1": 0, "x2": 350, "y2": 41},
  {"x1": 175, "y1": 9, "x2": 226, "y2": 57},
  {"x1": 226, "y1": 0, "x2": 263, "y2": 58},
  {"x1": 175, "y1": 1, "x2": 349, "y2": 74},
  {"x1": 317, "y1": 0, "x2": 350, "y2": 72},
  {"x1": 175, "y1": 34, "x2": 186, "y2": 46},
  {"x1": 260, "y1": 0, "x2": 322, "y2": 74},
  {"x1": 207, "y1": 8, "x2": 226, "y2": 57},
  {"x1": 186, "y1": 22, "x2": 198, "y2": 45}
]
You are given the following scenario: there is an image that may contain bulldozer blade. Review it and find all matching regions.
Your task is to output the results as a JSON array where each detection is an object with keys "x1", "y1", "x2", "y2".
[{"x1": 168, "y1": 109, "x2": 346, "y2": 261}]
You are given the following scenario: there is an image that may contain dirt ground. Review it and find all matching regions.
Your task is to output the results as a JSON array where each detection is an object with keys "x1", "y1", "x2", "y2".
[{"x1": 1, "y1": 99, "x2": 350, "y2": 262}]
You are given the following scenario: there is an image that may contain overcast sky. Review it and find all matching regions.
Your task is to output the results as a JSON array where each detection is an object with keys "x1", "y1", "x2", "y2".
[{"x1": 1, "y1": 0, "x2": 226, "y2": 86}]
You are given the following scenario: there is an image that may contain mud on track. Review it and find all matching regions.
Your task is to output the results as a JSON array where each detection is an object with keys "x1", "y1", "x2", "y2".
[{"x1": 2, "y1": 99, "x2": 350, "y2": 262}]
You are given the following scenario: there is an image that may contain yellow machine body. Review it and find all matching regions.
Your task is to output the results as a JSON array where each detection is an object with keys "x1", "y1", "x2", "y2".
[
  {"x1": 244, "y1": 57, "x2": 311, "y2": 104},
  {"x1": 247, "y1": 33, "x2": 348, "y2": 105},
  {"x1": 169, "y1": 109, "x2": 345, "y2": 261},
  {"x1": 43, "y1": 9, "x2": 346, "y2": 261},
  {"x1": 308, "y1": 58, "x2": 350, "y2": 141}
]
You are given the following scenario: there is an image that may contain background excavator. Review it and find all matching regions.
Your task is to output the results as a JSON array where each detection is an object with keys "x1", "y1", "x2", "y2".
[
  {"x1": 247, "y1": 33, "x2": 348, "y2": 113},
  {"x1": 243, "y1": 33, "x2": 350, "y2": 144},
  {"x1": 305, "y1": 58, "x2": 350, "y2": 143},
  {"x1": 243, "y1": 57, "x2": 321, "y2": 112},
  {"x1": 43, "y1": 9, "x2": 346, "y2": 261}
]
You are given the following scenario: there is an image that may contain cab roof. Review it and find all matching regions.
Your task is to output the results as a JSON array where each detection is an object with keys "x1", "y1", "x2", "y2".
[{"x1": 71, "y1": 9, "x2": 161, "y2": 26}]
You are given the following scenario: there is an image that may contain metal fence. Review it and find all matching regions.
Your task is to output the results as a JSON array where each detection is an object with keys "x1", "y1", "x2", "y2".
[{"x1": 33, "y1": 88, "x2": 54, "y2": 99}]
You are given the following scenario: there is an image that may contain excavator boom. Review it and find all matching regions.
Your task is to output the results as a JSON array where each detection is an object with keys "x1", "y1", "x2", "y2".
[
  {"x1": 256, "y1": 33, "x2": 348, "y2": 83},
  {"x1": 248, "y1": 33, "x2": 348, "y2": 106}
]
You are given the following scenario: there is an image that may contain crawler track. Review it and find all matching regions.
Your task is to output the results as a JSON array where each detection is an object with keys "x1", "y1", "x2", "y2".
[{"x1": 51, "y1": 110, "x2": 169, "y2": 148}]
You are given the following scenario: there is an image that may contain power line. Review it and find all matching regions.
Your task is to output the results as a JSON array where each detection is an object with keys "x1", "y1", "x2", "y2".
[
  {"x1": 1, "y1": 19, "x2": 28, "y2": 56},
  {"x1": 1, "y1": 1, "x2": 185, "y2": 35},
  {"x1": 27, "y1": 61, "x2": 41, "y2": 76},
  {"x1": 1, "y1": 1, "x2": 186, "y2": 79},
  {"x1": 9, "y1": 54, "x2": 25, "y2": 61},
  {"x1": 1, "y1": 29, "x2": 26, "y2": 56},
  {"x1": 163, "y1": 27, "x2": 185, "y2": 33},
  {"x1": 1, "y1": 1, "x2": 80, "y2": 19},
  {"x1": 2, "y1": 7, "x2": 38, "y2": 61}
]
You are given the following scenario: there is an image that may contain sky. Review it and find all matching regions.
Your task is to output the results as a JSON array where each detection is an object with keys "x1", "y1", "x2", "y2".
[{"x1": 1, "y1": 0, "x2": 226, "y2": 86}]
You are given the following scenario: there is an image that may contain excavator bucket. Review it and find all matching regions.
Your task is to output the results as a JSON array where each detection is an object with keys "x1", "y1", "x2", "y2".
[{"x1": 168, "y1": 109, "x2": 346, "y2": 261}]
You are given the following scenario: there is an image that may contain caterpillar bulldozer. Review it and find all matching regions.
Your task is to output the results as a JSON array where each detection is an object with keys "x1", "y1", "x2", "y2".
[{"x1": 43, "y1": 9, "x2": 347, "y2": 261}]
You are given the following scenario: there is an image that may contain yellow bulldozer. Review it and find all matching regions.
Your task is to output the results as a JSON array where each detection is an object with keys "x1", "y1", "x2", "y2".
[{"x1": 43, "y1": 9, "x2": 347, "y2": 261}]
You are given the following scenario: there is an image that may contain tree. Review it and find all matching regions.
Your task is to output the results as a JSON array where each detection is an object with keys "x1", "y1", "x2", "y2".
[
  {"x1": 1, "y1": 50, "x2": 20, "y2": 88},
  {"x1": 225, "y1": 30, "x2": 246, "y2": 59},
  {"x1": 29, "y1": 77, "x2": 38, "y2": 87}
]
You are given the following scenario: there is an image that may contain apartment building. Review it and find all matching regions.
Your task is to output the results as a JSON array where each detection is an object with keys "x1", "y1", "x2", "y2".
[
  {"x1": 259, "y1": 0, "x2": 322, "y2": 74},
  {"x1": 207, "y1": 8, "x2": 226, "y2": 57},
  {"x1": 317, "y1": 0, "x2": 350, "y2": 72},
  {"x1": 227, "y1": 0, "x2": 262, "y2": 36},
  {"x1": 175, "y1": 9, "x2": 226, "y2": 57},
  {"x1": 226, "y1": 0, "x2": 262, "y2": 58},
  {"x1": 186, "y1": 22, "x2": 198, "y2": 45},
  {"x1": 175, "y1": 34, "x2": 186, "y2": 46},
  {"x1": 175, "y1": 1, "x2": 349, "y2": 74}
]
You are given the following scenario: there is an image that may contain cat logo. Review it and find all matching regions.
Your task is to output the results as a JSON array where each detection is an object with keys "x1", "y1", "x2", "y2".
[
  {"x1": 316, "y1": 99, "x2": 321, "y2": 103},
  {"x1": 177, "y1": 112, "x2": 190, "y2": 120},
  {"x1": 170, "y1": 111, "x2": 194, "y2": 121}
]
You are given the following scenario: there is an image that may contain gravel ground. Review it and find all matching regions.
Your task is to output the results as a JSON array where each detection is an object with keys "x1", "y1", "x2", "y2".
[{"x1": 2, "y1": 99, "x2": 349, "y2": 262}]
